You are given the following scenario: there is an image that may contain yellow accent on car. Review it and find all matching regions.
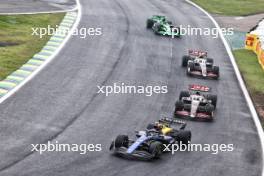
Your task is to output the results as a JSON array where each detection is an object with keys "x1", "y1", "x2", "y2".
[{"x1": 161, "y1": 126, "x2": 173, "y2": 135}]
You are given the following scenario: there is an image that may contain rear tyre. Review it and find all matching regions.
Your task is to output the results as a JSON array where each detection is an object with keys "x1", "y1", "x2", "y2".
[
  {"x1": 188, "y1": 62, "x2": 195, "y2": 71},
  {"x1": 179, "y1": 91, "x2": 190, "y2": 100},
  {"x1": 173, "y1": 27, "x2": 180, "y2": 35},
  {"x1": 176, "y1": 130, "x2": 191, "y2": 145},
  {"x1": 212, "y1": 66, "x2": 219, "y2": 78},
  {"x1": 206, "y1": 58, "x2": 214, "y2": 64},
  {"x1": 182, "y1": 55, "x2": 191, "y2": 67},
  {"x1": 114, "y1": 135, "x2": 129, "y2": 148},
  {"x1": 175, "y1": 101, "x2": 184, "y2": 111},
  {"x1": 153, "y1": 23, "x2": 161, "y2": 35},
  {"x1": 206, "y1": 94, "x2": 217, "y2": 107},
  {"x1": 146, "y1": 19, "x2": 154, "y2": 29},
  {"x1": 147, "y1": 123, "x2": 155, "y2": 130},
  {"x1": 149, "y1": 141, "x2": 163, "y2": 159},
  {"x1": 205, "y1": 104, "x2": 214, "y2": 113}
]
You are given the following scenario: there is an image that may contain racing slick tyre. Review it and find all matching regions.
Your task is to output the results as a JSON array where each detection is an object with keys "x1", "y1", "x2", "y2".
[
  {"x1": 175, "y1": 101, "x2": 184, "y2": 111},
  {"x1": 176, "y1": 130, "x2": 191, "y2": 145},
  {"x1": 182, "y1": 55, "x2": 191, "y2": 67},
  {"x1": 212, "y1": 66, "x2": 220, "y2": 79},
  {"x1": 146, "y1": 19, "x2": 154, "y2": 29},
  {"x1": 114, "y1": 135, "x2": 129, "y2": 148},
  {"x1": 149, "y1": 141, "x2": 163, "y2": 159},
  {"x1": 206, "y1": 58, "x2": 214, "y2": 64},
  {"x1": 206, "y1": 94, "x2": 217, "y2": 107},
  {"x1": 173, "y1": 27, "x2": 181, "y2": 35},
  {"x1": 188, "y1": 62, "x2": 195, "y2": 71},
  {"x1": 179, "y1": 91, "x2": 190, "y2": 100},
  {"x1": 153, "y1": 23, "x2": 162, "y2": 35},
  {"x1": 147, "y1": 123, "x2": 155, "y2": 130},
  {"x1": 204, "y1": 104, "x2": 214, "y2": 113}
]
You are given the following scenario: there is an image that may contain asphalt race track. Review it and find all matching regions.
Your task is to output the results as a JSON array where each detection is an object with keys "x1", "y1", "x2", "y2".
[
  {"x1": 0, "y1": 0, "x2": 76, "y2": 13},
  {"x1": 0, "y1": 0, "x2": 262, "y2": 175}
]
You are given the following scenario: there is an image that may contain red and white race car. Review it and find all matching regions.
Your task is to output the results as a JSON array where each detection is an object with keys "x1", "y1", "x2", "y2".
[
  {"x1": 182, "y1": 50, "x2": 220, "y2": 79},
  {"x1": 174, "y1": 84, "x2": 217, "y2": 121}
]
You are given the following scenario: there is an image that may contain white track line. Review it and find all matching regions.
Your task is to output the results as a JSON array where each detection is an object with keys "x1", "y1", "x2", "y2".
[
  {"x1": 0, "y1": 6, "x2": 78, "y2": 15},
  {"x1": 0, "y1": 0, "x2": 82, "y2": 104},
  {"x1": 185, "y1": 0, "x2": 264, "y2": 175}
]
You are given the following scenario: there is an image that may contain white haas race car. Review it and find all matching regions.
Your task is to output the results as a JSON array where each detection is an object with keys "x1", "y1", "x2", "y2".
[
  {"x1": 182, "y1": 50, "x2": 220, "y2": 79},
  {"x1": 174, "y1": 84, "x2": 217, "y2": 121}
]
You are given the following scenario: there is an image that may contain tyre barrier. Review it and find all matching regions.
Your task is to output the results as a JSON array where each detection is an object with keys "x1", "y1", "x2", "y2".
[
  {"x1": 245, "y1": 18, "x2": 264, "y2": 70},
  {"x1": 0, "y1": 12, "x2": 78, "y2": 98}
]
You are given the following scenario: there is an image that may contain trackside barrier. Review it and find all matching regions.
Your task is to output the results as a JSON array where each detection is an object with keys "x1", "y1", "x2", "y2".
[{"x1": 245, "y1": 18, "x2": 264, "y2": 69}]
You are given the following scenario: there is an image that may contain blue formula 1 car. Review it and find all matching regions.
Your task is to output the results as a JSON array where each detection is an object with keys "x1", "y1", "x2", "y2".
[{"x1": 109, "y1": 118, "x2": 191, "y2": 160}]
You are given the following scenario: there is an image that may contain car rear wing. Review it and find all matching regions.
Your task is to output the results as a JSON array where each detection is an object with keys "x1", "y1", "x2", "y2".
[
  {"x1": 159, "y1": 117, "x2": 186, "y2": 130},
  {"x1": 188, "y1": 49, "x2": 207, "y2": 57},
  {"x1": 189, "y1": 84, "x2": 211, "y2": 92}
]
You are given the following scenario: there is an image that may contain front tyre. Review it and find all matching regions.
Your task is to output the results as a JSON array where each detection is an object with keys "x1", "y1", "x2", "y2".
[
  {"x1": 114, "y1": 135, "x2": 129, "y2": 148},
  {"x1": 179, "y1": 91, "x2": 190, "y2": 100},
  {"x1": 206, "y1": 94, "x2": 217, "y2": 107},
  {"x1": 188, "y1": 62, "x2": 195, "y2": 71},
  {"x1": 176, "y1": 130, "x2": 191, "y2": 145},
  {"x1": 206, "y1": 58, "x2": 214, "y2": 64},
  {"x1": 212, "y1": 66, "x2": 220, "y2": 79},
  {"x1": 182, "y1": 55, "x2": 191, "y2": 67},
  {"x1": 149, "y1": 141, "x2": 163, "y2": 159},
  {"x1": 146, "y1": 19, "x2": 154, "y2": 29},
  {"x1": 175, "y1": 101, "x2": 184, "y2": 111}
]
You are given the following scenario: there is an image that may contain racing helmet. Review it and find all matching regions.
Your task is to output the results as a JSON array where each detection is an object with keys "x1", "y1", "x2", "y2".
[
  {"x1": 154, "y1": 122, "x2": 163, "y2": 130},
  {"x1": 195, "y1": 91, "x2": 201, "y2": 95}
]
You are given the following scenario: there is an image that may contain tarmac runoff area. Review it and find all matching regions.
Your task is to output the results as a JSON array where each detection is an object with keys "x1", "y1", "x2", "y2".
[{"x1": 214, "y1": 13, "x2": 264, "y2": 49}]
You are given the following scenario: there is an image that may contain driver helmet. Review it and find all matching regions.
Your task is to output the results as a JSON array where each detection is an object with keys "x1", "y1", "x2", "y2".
[
  {"x1": 198, "y1": 53, "x2": 204, "y2": 58},
  {"x1": 154, "y1": 122, "x2": 163, "y2": 130},
  {"x1": 195, "y1": 91, "x2": 201, "y2": 95}
]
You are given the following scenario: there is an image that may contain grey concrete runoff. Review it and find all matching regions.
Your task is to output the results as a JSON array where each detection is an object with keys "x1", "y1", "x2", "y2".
[
  {"x1": 0, "y1": 0, "x2": 76, "y2": 14},
  {"x1": 0, "y1": 0, "x2": 262, "y2": 176}
]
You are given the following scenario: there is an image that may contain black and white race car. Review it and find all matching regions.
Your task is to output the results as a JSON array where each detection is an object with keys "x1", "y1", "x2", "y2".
[
  {"x1": 182, "y1": 50, "x2": 220, "y2": 79},
  {"x1": 174, "y1": 84, "x2": 217, "y2": 121}
]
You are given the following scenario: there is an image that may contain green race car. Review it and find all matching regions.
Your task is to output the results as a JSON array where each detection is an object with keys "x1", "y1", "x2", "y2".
[
  {"x1": 146, "y1": 15, "x2": 181, "y2": 38},
  {"x1": 146, "y1": 15, "x2": 171, "y2": 28}
]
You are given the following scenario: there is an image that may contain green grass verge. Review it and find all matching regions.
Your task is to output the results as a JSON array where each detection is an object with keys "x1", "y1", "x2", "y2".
[
  {"x1": 0, "y1": 13, "x2": 65, "y2": 80},
  {"x1": 233, "y1": 49, "x2": 264, "y2": 125},
  {"x1": 233, "y1": 49, "x2": 264, "y2": 94},
  {"x1": 192, "y1": 0, "x2": 264, "y2": 16}
]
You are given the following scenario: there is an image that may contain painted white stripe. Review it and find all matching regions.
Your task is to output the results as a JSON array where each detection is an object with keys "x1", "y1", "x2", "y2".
[
  {"x1": 33, "y1": 54, "x2": 49, "y2": 60},
  {"x1": 64, "y1": 16, "x2": 76, "y2": 20},
  {"x1": 50, "y1": 36, "x2": 64, "y2": 42},
  {"x1": 186, "y1": 1, "x2": 264, "y2": 175},
  {"x1": 46, "y1": 41, "x2": 61, "y2": 46},
  {"x1": 43, "y1": 45, "x2": 57, "y2": 51},
  {"x1": 57, "y1": 26, "x2": 70, "y2": 31},
  {"x1": 62, "y1": 19, "x2": 75, "y2": 23},
  {"x1": 41, "y1": 49, "x2": 54, "y2": 54},
  {"x1": 60, "y1": 22, "x2": 72, "y2": 27}
]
